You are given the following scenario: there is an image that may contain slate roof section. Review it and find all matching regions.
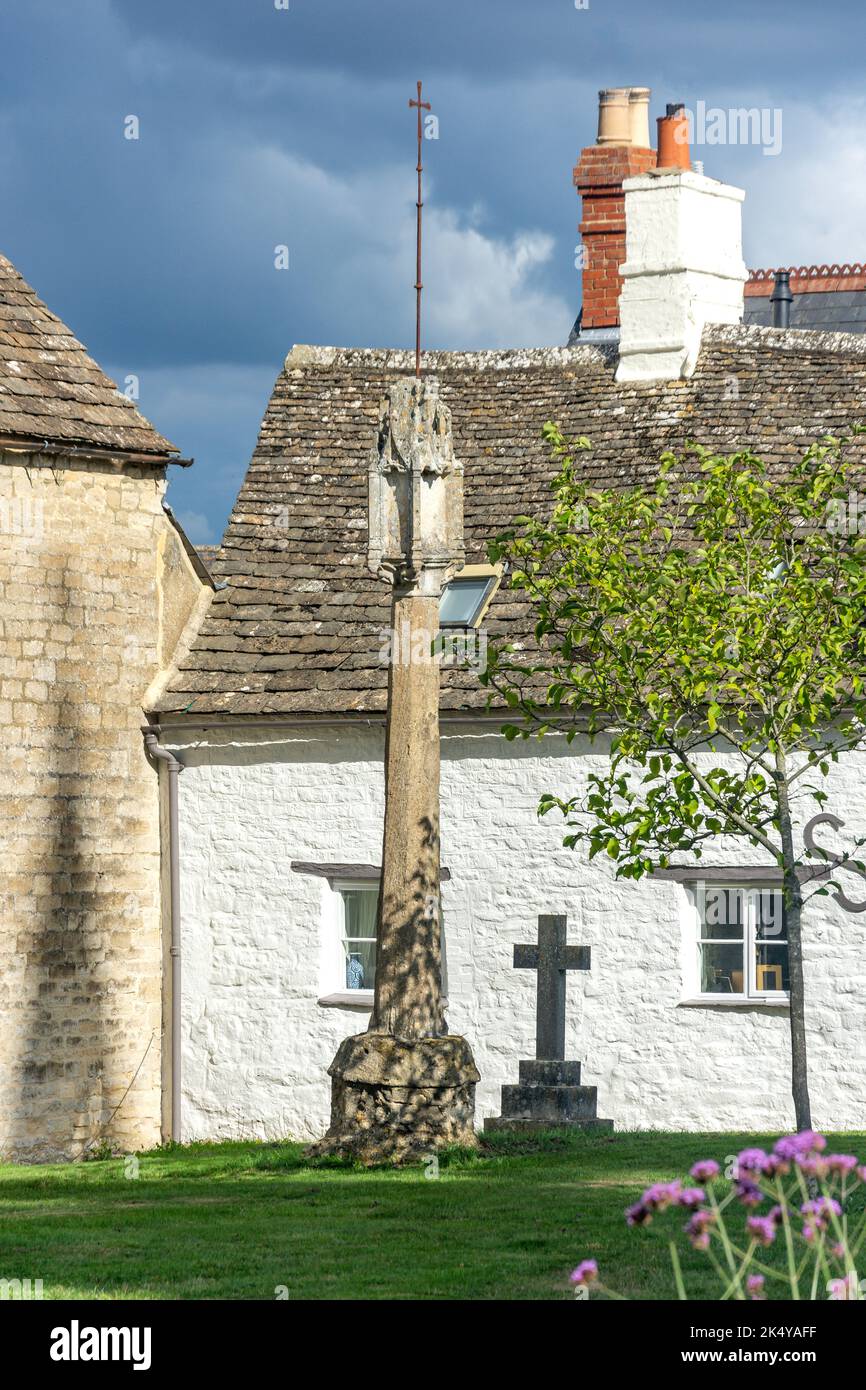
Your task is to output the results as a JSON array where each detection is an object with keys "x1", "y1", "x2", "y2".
[
  {"x1": 0, "y1": 251, "x2": 179, "y2": 459},
  {"x1": 744, "y1": 266, "x2": 866, "y2": 337},
  {"x1": 743, "y1": 290, "x2": 866, "y2": 335},
  {"x1": 156, "y1": 326, "x2": 866, "y2": 719}
]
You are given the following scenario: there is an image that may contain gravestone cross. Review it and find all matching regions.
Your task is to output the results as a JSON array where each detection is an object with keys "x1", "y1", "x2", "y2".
[{"x1": 514, "y1": 914, "x2": 590, "y2": 1061}]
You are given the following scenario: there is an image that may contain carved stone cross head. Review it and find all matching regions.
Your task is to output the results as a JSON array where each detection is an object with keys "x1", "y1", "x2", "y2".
[{"x1": 367, "y1": 376, "x2": 464, "y2": 596}]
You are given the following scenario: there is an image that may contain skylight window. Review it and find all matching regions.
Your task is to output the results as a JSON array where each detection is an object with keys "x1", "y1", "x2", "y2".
[{"x1": 439, "y1": 565, "x2": 500, "y2": 628}]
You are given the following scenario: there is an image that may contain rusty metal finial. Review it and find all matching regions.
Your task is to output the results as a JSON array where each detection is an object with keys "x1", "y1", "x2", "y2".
[{"x1": 409, "y1": 80, "x2": 431, "y2": 378}]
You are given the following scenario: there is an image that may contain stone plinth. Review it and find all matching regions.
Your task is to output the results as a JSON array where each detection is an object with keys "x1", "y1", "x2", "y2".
[
  {"x1": 308, "y1": 1032, "x2": 479, "y2": 1165},
  {"x1": 484, "y1": 1058, "x2": 613, "y2": 1135}
]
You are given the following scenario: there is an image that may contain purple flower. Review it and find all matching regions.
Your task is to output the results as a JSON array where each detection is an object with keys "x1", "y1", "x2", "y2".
[
  {"x1": 826, "y1": 1154, "x2": 858, "y2": 1177},
  {"x1": 678, "y1": 1187, "x2": 706, "y2": 1209},
  {"x1": 798, "y1": 1130, "x2": 827, "y2": 1153},
  {"x1": 797, "y1": 1155, "x2": 829, "y2": 1180},
  {"x1": 626, "y1": 1201, "x2": 651, "y2": 1227},
  {"x1": 737, "y1": 1147, "x2": 770, "y2": 1175},
  {"x1": 828, "y1": 1276, "x2": 855, "y2": 1301},
  {"x1": 801, "y1": 1196, "x2": 841, "y2": 1232},
  {"x1": 640, "y1": 1180, "x2": 682, "y2": 1212},
  {"x1": 762, "y1": 1153, "x2": 790, "y2": 1178},
  {"x1": 685, "y1": 1209, "x2": 717, "y2": 1249},
  {"x1": 570, "y1": 1259, "x2": 598, "y2": 1286},
  {"x1": 690, "y1": 1159, "x2": 720, "y2": 1182},
  {"x1": 832, "y1": 1242, "x2": 846, "y2": 1260},
  {"x1": 746, "y1": 1215, "x2": 777, "y2": 1247},
  {"x1": 769, "y1": 1204, "x2": 785, "y2": 1227},
  {"x1": 774, "y1": 1129, "x2": 827, "y2": 1161},
  {"x1": 734, "y1": 1179, "x2": 763, "y2": 1208},
  {"x1": 747, "y1": 1274, "x2": 766, "y2": 1300},
  {"x1": 858, "y1": 1166, "x2": 866, "y2": 1184}
]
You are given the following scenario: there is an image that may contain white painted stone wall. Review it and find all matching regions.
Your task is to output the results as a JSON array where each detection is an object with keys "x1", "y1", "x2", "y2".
[{"x1": 166, "y1": 721, "x2": 866, "y2": 1140}]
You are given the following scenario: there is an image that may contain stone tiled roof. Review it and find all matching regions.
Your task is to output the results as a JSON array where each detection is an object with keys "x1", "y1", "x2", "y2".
[
  {"x1": 0, "y1": 252, "x2": 178, "y2": 458},
  {"x1": 157, "y1": 326, "x2": 866, "y2": 719}
]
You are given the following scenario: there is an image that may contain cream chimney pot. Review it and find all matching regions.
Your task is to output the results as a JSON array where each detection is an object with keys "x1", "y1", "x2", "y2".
[
  {"x1": 597, "y1": 88, "x2": 632, "y2": 146},
  {"x1": 627, "y1": 88, "x2": 651, "y2": 148}
]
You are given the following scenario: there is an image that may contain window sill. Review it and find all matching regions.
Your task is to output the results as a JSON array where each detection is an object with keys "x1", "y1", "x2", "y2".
[
  {"x1": 679, "y1": 996, "x2": 790, "y2": 1011},
  {"x1": 318, "y1": 991, "x2": 374, "y2": 1010},
  {"x1": 317, "y1": 992, "x2": 451, "y2": 1011}
]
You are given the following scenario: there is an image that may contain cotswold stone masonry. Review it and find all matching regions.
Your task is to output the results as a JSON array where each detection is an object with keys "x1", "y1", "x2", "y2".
[{"x1": 0, "y1": 456, "x2": 205, "y2": 1160}]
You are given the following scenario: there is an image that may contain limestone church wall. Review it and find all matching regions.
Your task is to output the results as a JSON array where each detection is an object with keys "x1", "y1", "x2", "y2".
[
  {"x1": 0, "y1": 455, "x2": 207, "y2": 1161},
  {"x1": 167, "y1": 721, "x2": 866, "y2": 1140}
]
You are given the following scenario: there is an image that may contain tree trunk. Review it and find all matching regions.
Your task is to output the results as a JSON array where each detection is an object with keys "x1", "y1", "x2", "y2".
[{"x1": 775, "y1": 748, "x2": 813, "y2": 1132}]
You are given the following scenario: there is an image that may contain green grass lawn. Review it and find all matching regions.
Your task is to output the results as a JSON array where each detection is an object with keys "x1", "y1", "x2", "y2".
[{"x1": 1, "y1": 1129, "x2": 863, "y2": 1300}]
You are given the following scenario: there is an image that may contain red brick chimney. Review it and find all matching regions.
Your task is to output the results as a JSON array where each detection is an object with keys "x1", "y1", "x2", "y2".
[{"x1": 574, "y1": 87, "x2": 657, "y2": 331}]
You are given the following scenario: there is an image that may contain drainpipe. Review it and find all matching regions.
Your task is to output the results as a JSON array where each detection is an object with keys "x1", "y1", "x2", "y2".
[{"x1": 142, "y1": 725, "x2": 184, "y2": 1143}]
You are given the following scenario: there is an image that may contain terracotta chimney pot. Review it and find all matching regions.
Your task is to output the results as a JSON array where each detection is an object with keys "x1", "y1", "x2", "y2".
[{"x1": 656, "y1": 103, "x2": 691, "y2": 170}]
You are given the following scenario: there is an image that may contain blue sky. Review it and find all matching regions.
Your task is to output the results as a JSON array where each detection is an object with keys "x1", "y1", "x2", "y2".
[{"x1": 2, "y1": 0, "x2": 865, "y2": 541}]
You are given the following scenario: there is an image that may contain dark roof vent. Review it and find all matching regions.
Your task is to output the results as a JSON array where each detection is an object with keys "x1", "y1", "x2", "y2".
[{"x1": 770, "y1": 270, "x2": 793, "y2": 329}]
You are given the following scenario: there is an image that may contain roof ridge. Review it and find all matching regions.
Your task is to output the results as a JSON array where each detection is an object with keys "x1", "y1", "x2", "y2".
[
  {"x1": 748, "y1": 263, "x2": 866, "y2": 281},
  {"x1": 284, "y1": 343, "x2": 614, "y2": 373},
  {"x1": 704, "y1": 322, "x2": 866, "y2": 356}
]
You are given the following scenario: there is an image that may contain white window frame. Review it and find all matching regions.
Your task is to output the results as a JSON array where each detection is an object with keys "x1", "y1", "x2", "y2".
[
  {"x1": 318, "y1": 879, "x2": 378, "y2": 1009},
  {"x1": 317, "y1": 877, "x2": 449, "y2": 1009},
  {"x1": 684, "y1": 880, "x2": 789, "y2": 1003}
]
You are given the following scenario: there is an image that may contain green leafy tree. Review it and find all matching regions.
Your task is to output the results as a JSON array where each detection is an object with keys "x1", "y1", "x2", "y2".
[{"x1": 483, "y1": 425, "x2": 866, "y2": 1131}]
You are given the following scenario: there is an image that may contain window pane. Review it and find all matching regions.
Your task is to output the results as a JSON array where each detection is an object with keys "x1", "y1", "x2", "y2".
[
  {"x1": 698, "y1": 886, "x2": 744, "y2": 940},
  {"x1": 755, "y1": 942, "x2": 789, "y2": 993},
  {"x1": 699, "y1": 941, "x2": 745, "y2": 994},
  {"x1": 439, "y1": 576, "x2": 493, "y2": 627},
  {"x1": 755, "y1": 889, "x2": 786, "y2": 941},
  {"x1": 341, "y1": 888, "x2": 377, "y2": 990},
  {"x1": 344, "y1": 937, "x2": 376, "y2": 990},
  {"x1": 343, "y1": 889, "x2": 377, "y2": 938}
]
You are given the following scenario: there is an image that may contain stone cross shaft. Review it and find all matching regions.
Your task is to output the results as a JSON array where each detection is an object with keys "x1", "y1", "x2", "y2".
[
  {"x1": 309, "y1": 372, "x2": 479, "y2": 1162},
  {"x1": 367, "y1": 377, "x2": 464, "y2": 1040},
  {"x1": 514, "y1": 915, "x2": 590, "y2": 1061}
]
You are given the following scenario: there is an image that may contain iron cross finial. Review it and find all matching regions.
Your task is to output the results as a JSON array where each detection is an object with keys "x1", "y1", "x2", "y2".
[{"x1": 409, "y1": 80, "x2": 432, "y2": 378}]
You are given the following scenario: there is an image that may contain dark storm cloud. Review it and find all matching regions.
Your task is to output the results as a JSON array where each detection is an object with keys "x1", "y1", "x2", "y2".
[{"x1": 1, "y1": 0, "x2": 864, "y2": 539}]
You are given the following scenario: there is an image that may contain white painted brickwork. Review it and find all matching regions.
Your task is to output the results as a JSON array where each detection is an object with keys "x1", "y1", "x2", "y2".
[{"x1": 169, "y1": 723, "x2": 866, "y2": 1140}]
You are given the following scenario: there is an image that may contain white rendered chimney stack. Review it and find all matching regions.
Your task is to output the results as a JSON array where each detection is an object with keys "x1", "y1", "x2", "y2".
[{"x1": 615, "y1": 160, "x2": 748, "y2": 383}]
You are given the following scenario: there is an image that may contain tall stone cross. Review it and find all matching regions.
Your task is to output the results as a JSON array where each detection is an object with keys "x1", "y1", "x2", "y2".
[
  {"x1": 514, "y1": 915, "x2": 590, "y2": 1061},
  {"x1": 310, "y1": 374, "x2": 480, "y2": 1162},
  {"x1": 366, "y1": 378, "x2": 464, "y2": 1038}
]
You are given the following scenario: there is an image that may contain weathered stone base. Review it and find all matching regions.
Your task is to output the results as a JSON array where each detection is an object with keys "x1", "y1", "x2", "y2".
[
  {"x1": 306, "y1": 1032, "x2": 480, "y2": 1165},
  {"x1": 483, "y1": 1057, "x2": 613, "y2": 1134},
  {"x1": 484, "y1": 1117, "x2": 614, "y2": 1135}
]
